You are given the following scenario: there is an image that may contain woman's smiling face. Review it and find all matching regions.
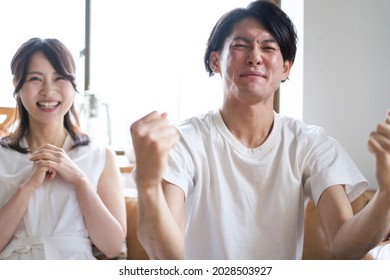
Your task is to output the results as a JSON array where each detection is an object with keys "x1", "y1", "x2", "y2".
[{"x1": 17, "y1": 51, "x2": 75, "y2": 126}]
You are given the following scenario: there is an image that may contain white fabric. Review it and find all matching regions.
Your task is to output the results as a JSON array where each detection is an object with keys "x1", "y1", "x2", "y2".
[
  {"x1": 0, "y1": 135, "x2": 106, "y2": 259},
  {"x1": 163, "y1": 110, "x2": 368, "y2": 259},
  {"x1": 369, "y1": 240, "x2": 390, "y2": 259}
]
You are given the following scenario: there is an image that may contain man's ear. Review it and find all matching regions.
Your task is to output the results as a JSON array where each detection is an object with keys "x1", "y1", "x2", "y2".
[
  {"x1": 281, "y1": 60, "x2": 292, "y2": 82},
  {"x1": 209, "y1": 51, "x2": 221, "y2": 74}
]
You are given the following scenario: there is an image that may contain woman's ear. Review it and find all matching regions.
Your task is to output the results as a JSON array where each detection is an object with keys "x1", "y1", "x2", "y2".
[{"x1": 209, "y1": 51, "x2": 221, "y2": 74}]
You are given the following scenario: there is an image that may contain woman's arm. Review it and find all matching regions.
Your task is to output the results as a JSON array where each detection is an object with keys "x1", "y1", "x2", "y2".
[
  {"x1": 0, "y1": 165, "x2": 51, "y2": 252},
  {"x1": 72, "y1": 147, "x2": 126, "y2": 258}
]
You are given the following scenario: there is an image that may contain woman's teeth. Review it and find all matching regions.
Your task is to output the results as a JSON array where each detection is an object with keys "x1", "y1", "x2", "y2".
[{"x1": 37, "y1": 102, "x2": 60, "y2": 109}]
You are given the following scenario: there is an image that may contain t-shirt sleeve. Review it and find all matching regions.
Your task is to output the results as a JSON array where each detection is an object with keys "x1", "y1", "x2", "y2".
[
  {"x1": 302, "y1": 131, "x2": 368, "y2": 206},
  {"x1": 163, "y1": 136, "x2": 195, "y2": 198}
]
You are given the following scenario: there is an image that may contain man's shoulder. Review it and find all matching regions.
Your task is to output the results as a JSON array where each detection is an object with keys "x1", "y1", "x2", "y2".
[
  {"x1": 277, "y1": 114, "x2": 327, "y2": 138},
  {"x1": 174, "y1": 110, "x2": 216, "y2": 135}
]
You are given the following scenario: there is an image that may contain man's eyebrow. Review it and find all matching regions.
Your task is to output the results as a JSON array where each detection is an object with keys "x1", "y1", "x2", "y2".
[
  {"x1": 232, "y1": 36, "x2": 277, "y2": 44},
  {"x1": 261, "y1": 38, "x2": 277, "y2": 44}
]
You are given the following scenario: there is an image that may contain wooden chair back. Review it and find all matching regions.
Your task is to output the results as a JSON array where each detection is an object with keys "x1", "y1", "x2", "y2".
[{"x1": 0, "y1": 107, "x2": 17, "y2": 136}]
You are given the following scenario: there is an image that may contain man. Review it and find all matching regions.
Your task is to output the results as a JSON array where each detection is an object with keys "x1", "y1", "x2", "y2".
[
  {"x1": 367, "y1": 110, "x2": 390, "y2": 259},
  {"x1": 130, "y1": 0, "x2": 390, "y2": 259}
]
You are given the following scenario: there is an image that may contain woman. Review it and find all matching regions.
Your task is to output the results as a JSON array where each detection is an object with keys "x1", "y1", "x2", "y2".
[{"x1": 0, "y1": 38, "x2": 126, "y2": 259}]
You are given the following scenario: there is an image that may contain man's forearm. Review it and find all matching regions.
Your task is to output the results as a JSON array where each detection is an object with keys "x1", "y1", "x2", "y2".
[
  {"x1": 137, "y1": 185, "x2": 185, "y2": 259},
  {"x1": 332, "y1": 190, "x2": 390, "y2": 259}
]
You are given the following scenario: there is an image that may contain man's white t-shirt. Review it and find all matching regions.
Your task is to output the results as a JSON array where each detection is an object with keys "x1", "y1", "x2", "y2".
[{"x1": 163, "y1": 110, "x2": 367, "y2": 259}]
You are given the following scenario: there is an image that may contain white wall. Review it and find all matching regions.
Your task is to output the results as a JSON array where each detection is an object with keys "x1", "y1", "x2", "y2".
[
  {"x1": 280, "y1": 0, "x2": 304, "y2": 120},
  {"x1": 303, "y1": 0, "x2": 390, "y2": 189}
]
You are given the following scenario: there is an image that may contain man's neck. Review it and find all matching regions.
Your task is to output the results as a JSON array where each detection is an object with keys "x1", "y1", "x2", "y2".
[{"x1": 220, "y1": 103, "x2": 274, "y2": 149}]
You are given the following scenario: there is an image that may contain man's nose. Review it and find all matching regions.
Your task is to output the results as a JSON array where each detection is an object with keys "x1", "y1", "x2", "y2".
[{"x1": 247, "y1": 48, "x2": 262, "y2": 66}]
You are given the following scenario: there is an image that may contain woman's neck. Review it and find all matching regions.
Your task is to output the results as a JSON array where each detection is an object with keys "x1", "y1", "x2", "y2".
[{"x1": 26, "y1": 123, "x2": 68, "y2": 152}]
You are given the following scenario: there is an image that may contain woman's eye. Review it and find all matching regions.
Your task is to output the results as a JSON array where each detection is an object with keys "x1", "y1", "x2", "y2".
[{"x1": 28, "y1": 77, "x2": 40, "y2": 82}]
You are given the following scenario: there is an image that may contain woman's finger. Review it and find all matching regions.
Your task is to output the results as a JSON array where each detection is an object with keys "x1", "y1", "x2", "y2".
[{"x1": 46, "y1": 169, "x2": 57, "y2": 181}]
